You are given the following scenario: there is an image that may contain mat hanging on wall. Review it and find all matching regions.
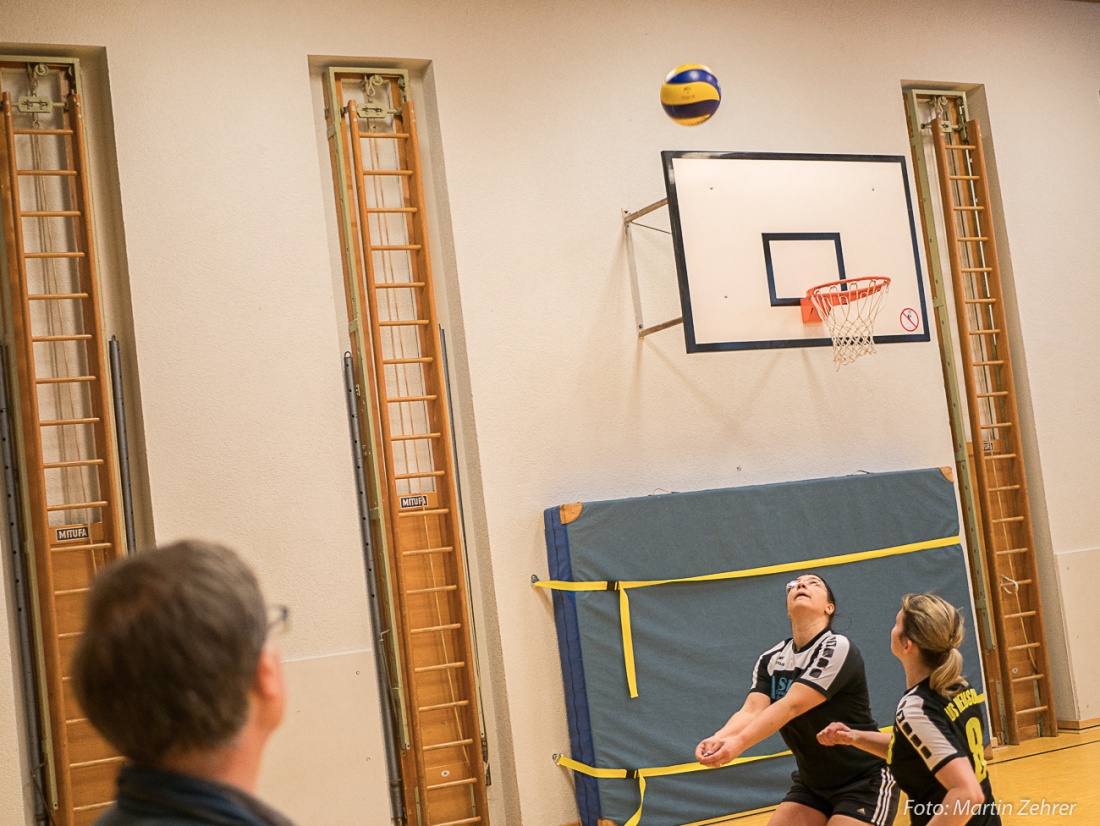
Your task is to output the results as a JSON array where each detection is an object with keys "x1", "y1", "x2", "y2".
[{"x1": 540, "y1": 468, "x2": 985, "y2": 826}]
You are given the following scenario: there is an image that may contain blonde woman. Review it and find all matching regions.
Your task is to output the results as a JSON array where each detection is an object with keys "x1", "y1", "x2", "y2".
[{"x1": 818, "y1": 594, "x2": 1000, "y2": 826}]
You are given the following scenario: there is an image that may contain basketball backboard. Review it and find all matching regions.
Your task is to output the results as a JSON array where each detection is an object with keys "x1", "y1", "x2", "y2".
[{"x1": 662, "y1": 151, "x2": 929, "y2": 353}]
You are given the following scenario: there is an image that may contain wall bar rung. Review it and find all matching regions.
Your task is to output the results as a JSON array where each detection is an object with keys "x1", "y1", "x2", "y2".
[
  {"x1": 37, "y1": 376, "x2": 97, "y2": 384},
  {"x1": 44, "y1": 459, "x2": 104, "y2": 468},
  {"x1": 12, "y1": 128, "x2": 73, "y2": 136},
  {"x1": 51, "y1": 542, "x2": 113, "y2": 553},
  {"x1": 1011, "y1": 674, "x2": 1045, "y2": 684},
  {"x1": 16, "y1": 169, "x2": 78, "y2": 177},
  {"x1": 426, "y1": 776, "x2": 477, "y2": 789},
  {"x1": 45, "y1": 500, "x2": 108, "y2": 512},
  {"x1": 418, "y1": 700, "x2": 469, "y2": 712},
  {"x1": 409, "y1": 623, "x2": 462, "y2": 635},
  {"x1": 397, "y1": 508, "x2": 450, "y2": 519},
  {"x1": 401, "y1": 545, "x2": 454, "y2": 556},
  {"x1": 422, "y1": 738, "x2": 474, "y2": 752}
]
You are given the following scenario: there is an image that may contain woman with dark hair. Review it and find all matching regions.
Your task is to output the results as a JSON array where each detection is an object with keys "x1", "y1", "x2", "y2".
[
  {"x1": 696, "y1": 574, "x2": 897, "y2": 826},
  {"x1": 818, "y1": 593, "x2": 1000, "y2": 825}
]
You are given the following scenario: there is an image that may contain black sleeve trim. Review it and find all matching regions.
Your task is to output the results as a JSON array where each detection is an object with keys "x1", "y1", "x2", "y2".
[{"x1": 794, "y1": 677, "x2": 831, "y2": 698}]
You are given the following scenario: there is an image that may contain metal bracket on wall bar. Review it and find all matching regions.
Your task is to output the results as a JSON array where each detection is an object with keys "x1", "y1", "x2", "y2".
[
  {"x1": 356, "y1": 103, "x2": 401, "y2": 120},
  {"x1": 912, "y1": 90, "x2": 969, "y2": 134},
  {"x1": 623, "y1": 198, "x2": 683, "y2": 338}
]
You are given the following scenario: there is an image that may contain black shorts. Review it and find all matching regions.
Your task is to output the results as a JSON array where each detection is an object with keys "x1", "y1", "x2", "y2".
[{"x1": 782, "y1": 767, "x2": 899, "y2": 826}]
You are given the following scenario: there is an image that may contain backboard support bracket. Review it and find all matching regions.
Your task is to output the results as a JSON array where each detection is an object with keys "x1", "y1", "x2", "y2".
[{"x1": 623, "y1": 198, "x2": 684, "y2": 338}]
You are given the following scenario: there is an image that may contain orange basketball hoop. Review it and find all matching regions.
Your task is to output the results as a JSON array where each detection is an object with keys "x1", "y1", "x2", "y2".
[{"x1": 801, "y1": 276, "x2": 891, "y2": 368}]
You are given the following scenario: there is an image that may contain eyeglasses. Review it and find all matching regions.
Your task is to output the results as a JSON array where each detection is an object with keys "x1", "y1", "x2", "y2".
[
  {"x1": 267, "y1": 604, "x2": 290, "y2": 636},
  {"x1": 785, "y1": 577, "x2": 825, "y2": 593}
]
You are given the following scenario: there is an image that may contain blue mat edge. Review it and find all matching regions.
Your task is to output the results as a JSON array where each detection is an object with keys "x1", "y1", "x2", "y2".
[{"x1": 545, "y1": 505, "x2": 601, "y2": 825}]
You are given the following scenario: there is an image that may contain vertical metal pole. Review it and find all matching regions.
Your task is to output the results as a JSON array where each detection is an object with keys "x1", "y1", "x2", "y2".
[
  {"x1": 623, "y1": 211, "x2": 646, "y2": 334},
  {"x1": 108, "y1": 337, "x2": 136, "y2": 554},
  {"x1": 343, "y1": 353, "x2": 405, "y2": 826},
  {"x1": 438, "y1": 328, "x2": 490, "y2": 785},
  {"x1": 0, "y1": 345, "x2": 48, "y2": 824}
]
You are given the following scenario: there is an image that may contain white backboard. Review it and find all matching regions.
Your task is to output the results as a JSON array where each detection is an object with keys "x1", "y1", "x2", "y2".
[{"x1": 662, "y1": 151, "x2": 930, "y2": 352}]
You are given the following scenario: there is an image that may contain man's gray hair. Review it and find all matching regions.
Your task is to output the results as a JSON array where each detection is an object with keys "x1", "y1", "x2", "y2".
[{"x1": 71, "y1": 540, "x2": 268, "y2": 766}]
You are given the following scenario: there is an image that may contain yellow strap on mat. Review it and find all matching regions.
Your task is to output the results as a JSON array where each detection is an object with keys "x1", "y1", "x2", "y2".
[
  {"x1": 555, "y1": 749, "x2": 789, "y2": 826},
  {"x1": 535, "y1": 535, "x2": 960, "y2": 698},
  {"x1": 556, "y1": 726, "x2": 896, "y2": 826}
]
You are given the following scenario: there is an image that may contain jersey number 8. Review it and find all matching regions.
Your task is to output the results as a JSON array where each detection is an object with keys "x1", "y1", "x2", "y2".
[{"x1": 965, "y1": 717, "x2": 988, "y2": 782}]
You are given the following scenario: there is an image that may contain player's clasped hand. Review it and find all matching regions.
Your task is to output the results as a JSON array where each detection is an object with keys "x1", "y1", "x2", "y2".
[
  {"x1": 816, "y1": 721, "x2": 856, "y2": 746},
  {"x1": 695, "y1": 736, "x2": 741, "y2": 767}
]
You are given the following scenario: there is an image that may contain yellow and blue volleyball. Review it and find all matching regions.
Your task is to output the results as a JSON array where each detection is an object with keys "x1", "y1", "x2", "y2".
[{"x1": 660, "y1": 64, "x2": 721, "y2": 126}]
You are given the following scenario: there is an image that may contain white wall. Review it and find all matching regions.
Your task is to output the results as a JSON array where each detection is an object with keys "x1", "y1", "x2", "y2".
[{"x1": 0, "y1": 1, "x2": 1098, "y2": 824}]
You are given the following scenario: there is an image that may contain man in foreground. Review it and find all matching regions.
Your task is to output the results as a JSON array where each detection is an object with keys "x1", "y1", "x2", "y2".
[{"x1": 71, "y1": 540, "x2": 296, "y2": 826}]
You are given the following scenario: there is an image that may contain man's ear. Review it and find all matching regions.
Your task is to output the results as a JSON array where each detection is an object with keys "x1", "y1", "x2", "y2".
[{"x1": 253, "y1": 645, "x2": 283, "y2": 701}]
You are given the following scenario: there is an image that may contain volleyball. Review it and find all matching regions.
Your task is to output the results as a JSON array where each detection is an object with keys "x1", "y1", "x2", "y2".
[{"x1": 660, "y1": 64, "x2": 721, "y2": 126}]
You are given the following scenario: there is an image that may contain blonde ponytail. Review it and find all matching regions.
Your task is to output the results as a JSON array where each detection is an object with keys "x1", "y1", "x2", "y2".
[
  {"x1": 900, "y1": 593, "x2": 967, "y2": 698},
  {"x1": 930, "y1": 647, "x2": 964, "y2": 697}
]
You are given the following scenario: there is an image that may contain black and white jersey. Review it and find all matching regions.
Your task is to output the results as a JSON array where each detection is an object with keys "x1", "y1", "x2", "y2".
[
  {"x1": 888, "y1": 678, "x2": 1000, "y2": 825},
  {"x1": 751, "y1": 628, "x2": 885, "y2": 790}
]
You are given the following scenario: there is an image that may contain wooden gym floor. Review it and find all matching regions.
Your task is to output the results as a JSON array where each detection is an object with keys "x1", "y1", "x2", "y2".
[{"x1": 697, "y1": 727, "x2": 1100, "y2": 826}]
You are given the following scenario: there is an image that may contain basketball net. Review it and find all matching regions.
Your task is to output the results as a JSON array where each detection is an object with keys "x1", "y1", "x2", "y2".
[{"x1": 806, "y1": 277, "x2": 891, "y2": 369}]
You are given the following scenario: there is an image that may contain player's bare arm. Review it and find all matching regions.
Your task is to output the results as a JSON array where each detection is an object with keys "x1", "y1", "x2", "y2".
[
  {"x1": 926, "y1": 757, "x2": 986, "y2": 826},
  {"x1": 695, "y1": 692, "x2": 770, "y2": 762},
  {"x1": 698, "y1": 683, "x2": 824, "y2": 767},
  {"x1": 816, "y1": 721, "x2": 892, "y2": 759}
]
